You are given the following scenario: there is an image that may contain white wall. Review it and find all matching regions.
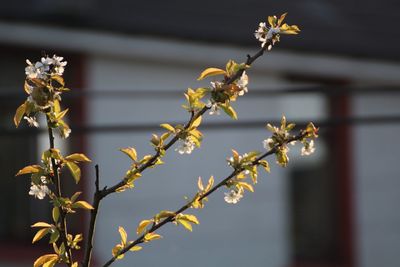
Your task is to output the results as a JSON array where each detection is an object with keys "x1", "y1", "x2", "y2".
[{"x1": 353, "y1": 94, "x2": 400, "y2": 267}]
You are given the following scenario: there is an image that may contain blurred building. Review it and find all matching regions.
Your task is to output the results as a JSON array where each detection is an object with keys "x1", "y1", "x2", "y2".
[{"x1": 0, "y1": 1, "x2": 399, "y2": 267}]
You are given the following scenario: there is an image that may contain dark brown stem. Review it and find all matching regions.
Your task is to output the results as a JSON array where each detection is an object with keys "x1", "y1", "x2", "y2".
[
  {"x1": 46, "y1": 115, "x2": 73, "y2": 266},
  {"x1": 82, "y1": 165, "x2": 101, "y2": 267},
  {"x1": 101, "y1": 131, "x2": 305, "y2": 267}
]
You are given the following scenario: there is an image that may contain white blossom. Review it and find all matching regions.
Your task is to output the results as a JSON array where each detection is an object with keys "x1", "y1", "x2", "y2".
[
  {"x1": 29, "y1": 183, "x2": 49, "y2": 200},
  {"x1": 175, "y1": 138, "x2": 196, "y2": 155},
  {"x1": 25, "y1": 59, "x2": 47, "y2": 79},
  {"x1": 52, "y1": 55, "x2": 67, "y2": 75},
  {"x1": 206, "y1": 100, "x2": 220, "y2": 116},
  {"x1": 237, "y1": 71, "x2": 249, "y2": 96},
  {"x1": 25, "y1": 55, "x2": 67, "y2": 79},
  {"x1": 23, "y1": 116, "x2": 39, "y2": 128},
  {"x1": 40, "y1": 176, "x2": 48, "y2": 184},
  {"x1": 224, "y1": 188, "x2": 244, "y2": 204},
  {"x1": 263, "y1": 138, "x2": 274, "y2": 150},
  {"x1": 254, "y1": 22, "x2": 280, "y2": 48},
  {"x1": 59, "y1": 127, "x2": 71, "y2": 139},
  {"x1": 301, "y1": 140, "x2": 315, "y2": 156}
]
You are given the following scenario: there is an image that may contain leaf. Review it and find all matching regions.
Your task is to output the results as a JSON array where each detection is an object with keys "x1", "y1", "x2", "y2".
[
  {"x1": 178, "y1": 219, "x2": 193, "y2": 232},
  {"x1": 144, "y1": 232, "x2": 162, "y2": 241},
  {"x1": 206, "y1": 176, "x2": 214, "y2": 191},
  {"x1": 49, "y1": 230, "x2": 60, "y2": 244},
  {"x1": 16, "y1": 165, "x2": 41, "y2": 176},
  {"x1": 220, "y1": 104, "x2": 237, "y2": 120},
  {"x1": 277, "y1": 12, "x2": 287, "y2": 26},
  {"x1": 156, "y1": 210, "x2": 176, "y2": 220},
  {"x1": 129, "y1": 245, "x2": 142, "y2": 252},
  {"x1": 70, "y1": 191, "x2": 82, "y2": 202},
  {"x1": 118, "y1": 226, "x2": 127, "y2": 246},
  {"x1": 72, "y1": 262, "x2": 79, "y2": 267},
  {"x1": 197, "y1": 176, "x2": 204, "y2": 191},
  {"x1": 120, "y1": 147, "x2": 137, "y2": 161},
  {"x1": 191, "y1": 116, "x2": 202, "y2": 128},
  {"x1": 51, "y1": 75, "x2": 65, "y2": 86},
  {"x1": 55, "y1": 109, "x2": 69, "y2": 121},
  {"x1": 34, "y1": 254, "x2": 58, "y2": 267},
  {"x1": 238, "y1": 182, "x2": 254, "y2": 192},
  {"x1": 126, "y1": 171, "x2": 141, "y2": 184},
  {"x1": 137, "y1": 219, "x2": 152, "y2": 235},
  {"x1": 32, "y1": 228, "x2": 50, "y2": 243},
  {"x1": 52, "y1": 207, "x2": 60, "y2": 223},
  {"x1": 259, "y1": 160, "x2": 270, "y2": 173},
  {"x1": 42, "y1": 258, "x2": 58, "y2": 267},
  {"x1": 14, "y1": 102, "x2": 27, "y2": 127},
  {"x1": 268, "y1": 15, "x2": 277, "y2": 27},
  {"x1": 197, "y1": 67, "x2": 226, "y2": 80},
  {"x1": 66, "y1": 161, "x2": 81, "y2": 184},
  {"x1": 180, "y1": 214, "x2": 200, "y2": 224},
  {"x1": 72, "y1": 201, "x2": 94, "y2": 210},
  {"x1": 160, "y1": 123, "x2": 175, "y2": 132},
  {"x1": 112, "y1": 244, "x2": 124, "y2": 260},
  {"x1": 31, "y1": 222, "x2": 52, "y2": 228},
  {"x1": 65, "y1": 153, "x2": 91, "y2": 163}
]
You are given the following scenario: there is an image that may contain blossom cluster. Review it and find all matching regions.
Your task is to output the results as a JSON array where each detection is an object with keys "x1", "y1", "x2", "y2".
[
  {"x1": 15, "y1": 54, "x2": 71, "y2": 138},
  {"x1": 254, "y1": 13, "x2": 300, "y2": 49},
  {"x1": 25, "y1": 55, "x2": 67, "y2": 79}
]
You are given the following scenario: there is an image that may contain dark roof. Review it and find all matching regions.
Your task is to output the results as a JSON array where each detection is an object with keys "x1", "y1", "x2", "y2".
[{"x1": 1, "y1": 0, "x2": 399, "y2": 61}]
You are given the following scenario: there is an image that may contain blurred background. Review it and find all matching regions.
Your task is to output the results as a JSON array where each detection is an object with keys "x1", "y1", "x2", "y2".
[{"x1": 1, "y1": 1, "x2": 399, "y2": 267}]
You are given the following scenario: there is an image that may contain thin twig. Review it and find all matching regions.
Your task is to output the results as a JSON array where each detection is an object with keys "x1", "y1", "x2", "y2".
[
  {"x1": 46, "y1": 115, "x2": 73, "y2": 266},
  {"x1": 101, "y1": 131, "x2": 304, "y2": 267},
  {"x1": 82, "y1": 165, "x2": 101, "y2": 267}
]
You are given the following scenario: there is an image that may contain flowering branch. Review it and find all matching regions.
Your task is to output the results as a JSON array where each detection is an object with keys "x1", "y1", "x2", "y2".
[
  {"x1": 45, "y1": 116, "x2": 74, "y2": 266},
  {"x1": 81, "y1": 38, "x2": 275, "y2": 266},
  {"x1": 101, "y1": 121, "x2": 317, "y2": 266}
]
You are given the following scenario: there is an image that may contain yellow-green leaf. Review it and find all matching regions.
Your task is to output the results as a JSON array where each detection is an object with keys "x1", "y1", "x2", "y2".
[
  {"x1": 34, "y1": 254, "x2": 58, "y2": 267},
  {"x1": 16, "y1": 165, "x2": 41, "y2": 176},
  {"x1": 120, "y1": 147, "x2": 137, "y2": 161},
  {"x1": 129, "y1": 245, "x2": 142, "y2": 252},
  {"x1": 31, "y1": 222, "x2": 52, "y2": 228},
  {"x1": 112, "y1": 244, "x2": 124, "y2": 260},
  {"x1": 137, "y1": 219, "x2": 152, "y2": 235},
  {"x1": 66, "y1": 161, "x2": 81, "y2": 184},
  {"x1": 55, "y1": 109, "x2": 69, "y2": 121},
  {"x1": 51, "y1": 75, "x2": 65, "y2": 86},
  {"x1": 206, "y1": 176, "x2": 214, "y2": 191},
  {"x1": 72, "y1": 201, "x2": 94, "y2": 210},
  {"x1": 65, "y1": 153, "x2": 91, "y2": 163},
  {"x1": 197, "y1": 67, "x2": 226, "y2": 80},
  {"x1": 180, "y1": 214, "x2": 200, "y2": 224},
  {"x1": 277, "y1": 12, "x2": 287, "y2": 26},
  {"x1": 144, "y1": 232, "x2": 162, "y2": 241},
  {"x1": 238, "y1": 182, "x2": 254, "y2": 192},
  {"x1": 42, "y1": 257, "x2": 58, "y2": 267},
  {"x1": 160, "y1": 123, "x2": 175, "y2": 132},
  {"x1": 197, "y1": 176, "x2": 204, "y2": 191},
  {"x1": 52, "y1": 207, "x2": 60, "y2": 223},
  {"x1": 191, "y1": 116, "x2": 202, "y2": 128},
  {"x1": 32, "y1": 228, "x2": 50, "y2": 243},
  {"x1": 118, "y1": 226, "x2": 127, "y2": 246},
  {"x1": 14, "y1": 102, "x2": 27, "y2": 127},
  {"x1": 220, "y1": 104, "x2": 237, "y2": 120},
  {"x1": 178, "y1": 219, "x2": 193, "y2": 232}
]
